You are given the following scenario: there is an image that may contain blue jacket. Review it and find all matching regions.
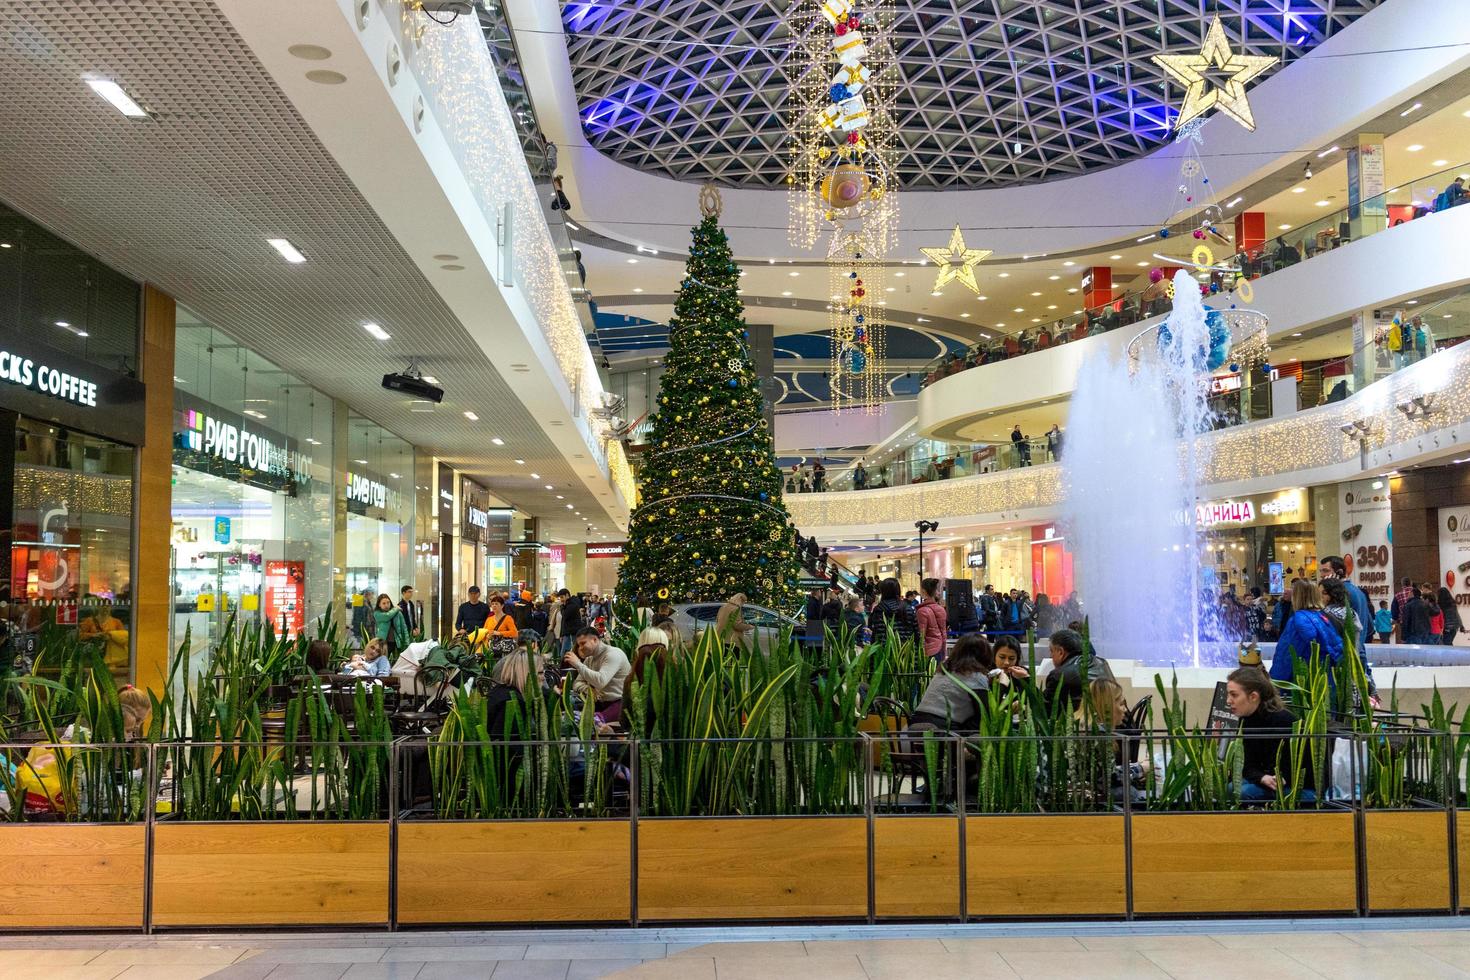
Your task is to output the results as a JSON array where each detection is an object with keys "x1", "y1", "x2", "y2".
[
  {"x1": 1270, "y1": 609, "x2": 1344, "y2": 684},
  {"x1": 1343, "y1": 581, "x2": 1372, "y2": 653}
]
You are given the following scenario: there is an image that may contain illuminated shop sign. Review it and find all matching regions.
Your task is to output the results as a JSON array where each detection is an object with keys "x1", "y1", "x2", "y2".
[
  {"x1": 346, "y1": 472, "x2": 388, "y2": 509},
  {"x1": 1259, "y1": 495, "x2": 1299, "y2": 517},
  {"x1": 466, "y1": 504, "x2": 489, "y2": 529},
  {"x1": 179, "y1": 408, "x2": 296, "y2": 476},
  {"x1": 1196, "y1": 490, "x2": 1306, "y2": 528},
  {"x1": 1196, "y1": 500, "x2": 1255, "y2": 527},
  {"x1": 587, "y1": 542, "x2": 626, "y2": 559},
  {"x1": 0, "y1": 350, "x2": 99, "y2": 407}
]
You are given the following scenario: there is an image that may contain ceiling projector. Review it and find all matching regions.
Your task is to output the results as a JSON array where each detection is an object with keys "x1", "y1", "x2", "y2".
[{"x1": 383, "y1": 370, "x2": 444, "y2": 403}]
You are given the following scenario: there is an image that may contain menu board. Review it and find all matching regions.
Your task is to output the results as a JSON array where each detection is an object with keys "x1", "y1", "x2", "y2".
[{"x1": 264, "y1": 560, "x2": 306, "y2": 638}]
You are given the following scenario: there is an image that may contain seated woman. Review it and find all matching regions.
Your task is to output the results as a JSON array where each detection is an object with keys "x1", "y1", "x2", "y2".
[
  {"x1": 483, "y1": 646, "x2": 550, "y2": 738},
  {"x1": 909, "y1": 634, "x2": 990, "y2": 732},
  {"x1": 987, "y1": 634, "x2": 1031, "y2": 696},
  {"x1": 619, "y1": 627, "x2": 673, "y2": 735},
  {"x1": 1084, "y1": 678, "x2": 1148, "y2": 803},
  {"x1": 1226, "y1": 667, "x2": 1314, "y2": 803},
  {"x1": 346, "y1": 637, "x2": 392, "y2": 678}
]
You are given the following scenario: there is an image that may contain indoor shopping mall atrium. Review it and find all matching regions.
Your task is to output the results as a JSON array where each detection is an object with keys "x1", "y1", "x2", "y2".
[{"x1": 7, "y1": 0, "x2": 1470, "y2": 976}]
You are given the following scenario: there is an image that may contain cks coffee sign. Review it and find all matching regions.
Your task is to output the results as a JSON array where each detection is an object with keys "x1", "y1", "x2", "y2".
[{"x1": 0, "y1": 325, "x2": 146, "y2": 445}]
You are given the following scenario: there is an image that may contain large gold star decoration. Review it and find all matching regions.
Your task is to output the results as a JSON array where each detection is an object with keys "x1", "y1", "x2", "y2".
[
  {"x1": 920, "y1": 225, "x2": 991, "y2": 294},
  {"x1": 1152, "y1": 15, "x2": 1277, "y2": 132}
]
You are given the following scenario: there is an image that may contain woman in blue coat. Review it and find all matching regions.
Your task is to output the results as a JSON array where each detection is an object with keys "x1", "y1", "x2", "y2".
[{"x1": 1269, "y1": 579, "x2": 1343, "y2": 684}]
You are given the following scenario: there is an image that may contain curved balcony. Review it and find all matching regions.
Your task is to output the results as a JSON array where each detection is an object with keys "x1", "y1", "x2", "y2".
[
  {"x1": 917, "y1": 194, "x2": 1470, "y2": 444},
  {"x1": 789, "y1": 335, "x2": 1470, "y2": 538}
]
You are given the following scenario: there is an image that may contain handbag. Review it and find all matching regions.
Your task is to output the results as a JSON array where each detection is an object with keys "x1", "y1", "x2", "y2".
[{"x1": 489, "y1": 614, "x2": 517, "y2": 656}]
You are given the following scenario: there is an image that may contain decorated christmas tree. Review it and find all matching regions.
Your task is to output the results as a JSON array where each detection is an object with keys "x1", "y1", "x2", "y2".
[{"x1": 618, "y1": 189, "x2": 800, "y2": 610}]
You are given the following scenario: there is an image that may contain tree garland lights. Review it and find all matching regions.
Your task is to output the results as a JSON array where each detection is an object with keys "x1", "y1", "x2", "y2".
[{"x1": 617, "y1": 206, "x2": 801, "y2": 609}]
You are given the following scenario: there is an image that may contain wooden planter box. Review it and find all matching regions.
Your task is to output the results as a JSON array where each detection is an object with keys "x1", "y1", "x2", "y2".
[
  {"x1": 637, "y1": 816, "x2": 867, "y2": 921},
  {"x1": 0, "y1": 824, "x2": 146, "y2": 930},
  {"x1": 1132, "y1": 811, "x2": 1356, "y2": 915},
  {"x1": 152, "y1": 821, "x2": 390, "y2": 927},
  {"x1": 965, "y1": 813, "x2": 1125, "y2": 918},
  {"x1": 873, "y1": 815, "x2": 960, "y2": 919},
  {"x1": 397, "y1": 820, "x2": 630, "y2": 924},
  {"x1": 1459, "y1": 810, "x2": 1470, "y2": 914},
  {"x1": 1364, "y1": 809, "x2": 1452, "y2": 913}
]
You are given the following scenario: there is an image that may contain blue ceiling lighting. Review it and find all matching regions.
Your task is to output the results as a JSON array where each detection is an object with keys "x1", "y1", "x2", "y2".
[{"x1": 561, "y1": 0, "x2": 1387, "y2": 188}]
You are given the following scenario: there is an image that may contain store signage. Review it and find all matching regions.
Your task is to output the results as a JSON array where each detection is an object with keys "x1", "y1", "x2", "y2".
[
  {"x1": 263, "y1": 560, "x2": 306, "y2": 638},
  {"x1": 966, "y1": 551, "x2": 985, "y2": 569},
  {"x1": 345, "y1": 472, "x2": 387, "y2": 509},
  {"x1": 1259, "y1": 496, "x2": 1299, "y2": 517},
  {"x1": 0, "y1": 350, "x2": 99, "y2": 407},
  {"x1": 178, "y1": 407, "x2": 303, "y2": 480},
  {"x1": 0, "y1": 326, "x2": 146, "y2": 446},
  {"x1": 543, "y1": 545, "x2": 566, "y2": 563},
  {"x1": 466, "y1": 504, "x2": 489, "y2": 530},
  {"x1": 1197, "y1": 500, "x2": 1255, "y2": 527},
  {"x1": 587, "y1": 542, "x2": 626, "y2": 559}
]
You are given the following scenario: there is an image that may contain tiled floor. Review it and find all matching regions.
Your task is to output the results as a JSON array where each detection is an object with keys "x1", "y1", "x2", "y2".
[{"x1": 4, "y1": 920, "x2": 1470, "y2": 979}]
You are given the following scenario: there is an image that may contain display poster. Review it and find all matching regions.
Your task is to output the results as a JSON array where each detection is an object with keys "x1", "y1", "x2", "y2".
[
  {"x1": 263, "y1": 560, "x2": 306, "y2": 638},
  {"x1": 486, "y1": 555, "x2": 511, "y2": 590},
  {"x1": 1338, "y1": 479, "x2": 1394, "y2": 602},
  {"x1": 1204, "y1": 682, "x2": 1237, "y2": 758},
  {"x1": 213, "y1": 515, "x2": 231, "y2": 545},
  {"x1": 1440, "y1": 506, "x2": 1470, "y2": 610},
  {"x1": 1268, "y1": 562, "x2": 1285, "y2": 595}
]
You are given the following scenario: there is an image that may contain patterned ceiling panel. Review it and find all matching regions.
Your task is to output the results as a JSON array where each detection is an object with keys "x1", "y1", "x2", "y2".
[{"x1": 562, "y1": 0, "x2": 1387, "y2": 189}]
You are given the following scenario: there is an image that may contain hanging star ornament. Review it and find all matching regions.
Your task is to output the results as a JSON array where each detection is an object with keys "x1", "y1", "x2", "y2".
[
  {"x1": 1152, "y1": 15, "x2": 1277, "y2": 132},
  {"x1": 920, "y1": 225, "x2": 991, "y2": 294}
]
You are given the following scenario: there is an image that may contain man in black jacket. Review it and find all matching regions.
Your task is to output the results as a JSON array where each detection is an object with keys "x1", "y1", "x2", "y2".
[
  {"x1": 1044, "y1": 628, "x2": 1114, "y2": 708},
  {"x1": 398, "y1": 585, "x2": 422, "y2": 640},
  {"x1": 557, "y1": 588, "x2": 584, "y2": 654},
  {"x1": 454, "y1": 586, "x2": 490, "y2": 635}
]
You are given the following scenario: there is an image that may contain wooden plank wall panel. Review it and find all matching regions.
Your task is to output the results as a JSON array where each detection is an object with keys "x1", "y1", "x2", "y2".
[
  {"x1": 0, "y1": 825, "x2": 145, "y2": 929},
  {"x1": 638, "y1": 818, "x2": 867, "y2": 920},
  {"x1": 1132, "y1": 812, "x2": 1356, "y2": 914},
  {"x1": 398, "y1": 821, "x2": 630, "y2": 923},
  {"x1": 152, "y1": 823, "x2": 389, "y2": 926},
  {"x1": 1365, "y1": 810, "x2": 1452, "y2": 912},
  {"x1": 873, "y1": 817, "x2": 959, "y2": 918},
  {"x1": 966, "y1": 815, "x2": 1126, "y2": 917},
  {"x1": 135, "y1": 284, "x2": 176, "y2": 695}
]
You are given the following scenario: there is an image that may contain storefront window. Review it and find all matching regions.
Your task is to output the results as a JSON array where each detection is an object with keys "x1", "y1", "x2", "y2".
[
  {"x1": 5, "y1": 415, "x2": 135, "y2": 678},
  {"x1": 344, "y1": 414, "x2": 415, "y2": 626},
  {"x1": 0, "y1": 200, "x2": 140, "y2": 378},
  {"x1": 1197, "y1": 489, "x2": 1316, "y2": 595},
  {"x1": 170, "y1": 310, "x2": 334, "y2": 659}
]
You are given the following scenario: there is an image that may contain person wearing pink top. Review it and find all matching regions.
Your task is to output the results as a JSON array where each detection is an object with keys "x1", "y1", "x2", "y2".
[{"x1": 916, "y1": 578, "x2": 949, "y2": 662}]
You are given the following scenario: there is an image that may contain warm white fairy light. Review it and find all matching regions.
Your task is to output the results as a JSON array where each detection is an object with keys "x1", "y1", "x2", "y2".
[{"x1": 399, "y1": 7, "x2": 632, "y2": 512}]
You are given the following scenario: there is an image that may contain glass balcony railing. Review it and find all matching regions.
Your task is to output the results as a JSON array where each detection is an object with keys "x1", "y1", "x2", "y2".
[
  {"x1": 807, "y1": 283, "x2": 1470, "y2": 494},
  {"x1": 918, "y1": 160, "x2": 1470, "y2": 389}
]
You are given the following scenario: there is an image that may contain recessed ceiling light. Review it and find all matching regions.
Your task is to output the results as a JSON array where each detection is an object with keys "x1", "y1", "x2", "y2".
[
  {"x1": 514, "y1": 459, "x2": 525, "y2": 465},
  {"x1": 626, "y1": 258, "x2": 638, "y2": 264},
  {"x1": 85, "y1": 77, "x2": 148, "y2": 117},
  {"x1": 422, "y1": 376, "x2": 439, "y2": 384},
  {"x1": 1013, "y1": 307, "x2": 1024, "y2": 313},
  {"x1": 0, "y1": 243, "x2": 10, "y2": 249},
  {"x1": 1225, "y1": 197, "x2": 1243, "y2": 208},
  {"x1": 960, "y1": 312, "x2": 970, "y2": 318},
  {"x1": 267, "y1": 238, "x2": 307, "y2": 263},
  {"x1": 894, "y1": 271, "x2": 905, "y2": 278},
  {"x1": 362, "y1": 322, "x2": 390, "y2": 340},
  {"x1": 556, "y1": 494, "x2": 564, "y2": 499},
  {"x1": 243, "y1": 409, "x2": 267, "y2": 419},
  {"x1": 1407, "y1": 299, "x2": 1418, "y2": 305},
  {"x1": 306, "y1": 438, "x2": 322, "y2": 446},
  {"x1": 1432, "y1": 159, "x2": 1448, "y2": 167},
  {"x1": 55, "y1": 320, "x2": 70, "y2": 327},
  {"x1": 1136, "y1": 261, "x2": 1149, "y2": 267},
  {"x1": 491, "y1": 437, "x2": 504, "y2": 446},
  {"x1": 1278, "y1": 223, "x2": 1292, "y2": 230},
  {"x1": 885, "y1": 286, "x2": 895, "y2": 293},
  {"x1": 930, "y1": 290, "x2": 942, "y2": 297},
  {"x1": 998, "y1": 272, "x2": 1010, "y2": 278},
  {"x1": 632, "y1": 287, "x2": 643, "y2": 293},
  {"x1": 1136, "y1": 235, "x2": 1155, "y2": 244},
  {"x1": 788, "y1": 270, "x2": 800, "y2": 277},
  {"x1": 1047, "y1": 304, "x2": 1057, "y2": 310},
  {"x1": 781, "y1": 290, "x2": 792, "y2": 296},
  {"x1": 1400, "y1": 103, "x2": 1422, "y2": 117},
  {"x1": 1067, "y1": 288, "x2": 1078, "y2": 293},
  {"x1": 1048, "y1": 275, "x2": 1060, "y2": 280},
  {"x1": 1062, "y1": 261, "x2": 1075, "y2": 267},
  {"x1": 463, "y1": 411, "x2": 479, "y2": 421},
  {"x1": 1292, "y1": 332, "x2": 1302, "y2": 337},
  {"x1": 1031, "y1": 317, "x2": 1041, "y2": 323},
  {"x1": 1406, "y1": 144, "x2": 1424, "y2": 152},
  {"x1": 977, "y1": 295, "x2": 988, "y2": 300},
  {"x1": 1109, "y1": 254, "x2": 1122, "y2": 260},
  {"x1": 995, "y1": 322, "x2": 1006, "y2": 328},
  {"x1": 355, "y1": 458, "x2": 369, "y2": 465},
  {"x1": 1291, "y1": 187, "x2": 1306, "y2": 194},
  {"x1": 1314, "y1": 200, "x2": 1330, "y2": 207},
  {"x1": 1030, "y1": 291, "x2": 1041, "y2": 297},
  {"x1": 547, "y1": 485, "x2": 554, "y2": 490},
  {"x1": 566, "y1": 504, "x2": 574, "y2": 509},
  {"x1": 1316, "y1": 145, "x2": 1339, "y2": 158}
]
